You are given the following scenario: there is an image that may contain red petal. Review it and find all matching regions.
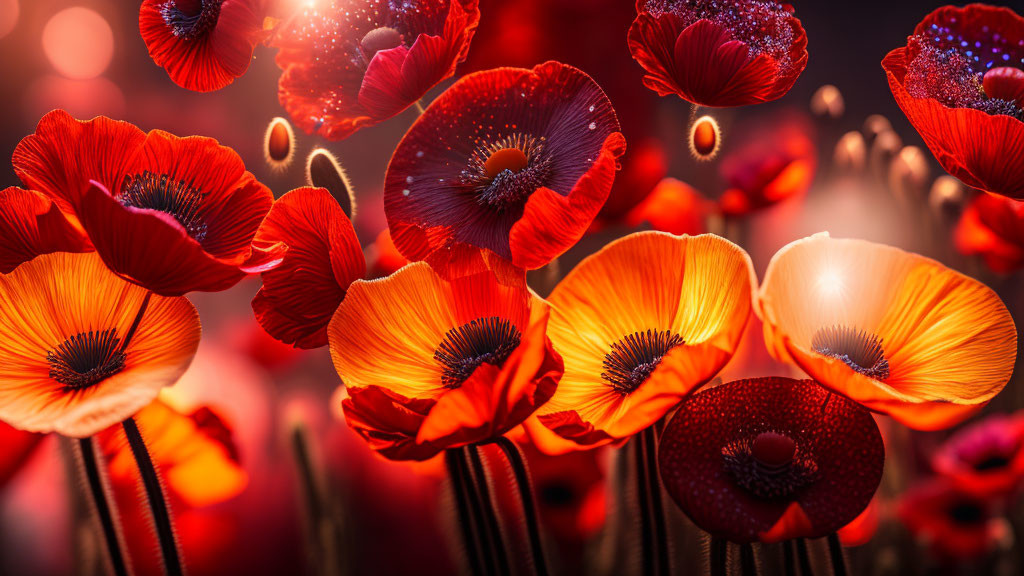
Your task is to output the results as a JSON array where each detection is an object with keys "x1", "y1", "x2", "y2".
[
  {"x1": 0, "y1": 187, "x2": 92, "y2": 274},
  {"x1": 0, "y1": 423, "x2": 42, "y2": 488},
  {"x1": 671, "y1": 19, "x2": 779, "y2": 107},
  {"x1": 341, "y1": 386, "x2": 437, "y2": 461}
]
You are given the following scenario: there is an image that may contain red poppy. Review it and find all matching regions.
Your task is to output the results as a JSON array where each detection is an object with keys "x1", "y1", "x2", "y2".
[
  {"x1": 12, "y1": 110, "x2": 284, "y2": 296},
  {"x1": 385, "y1": 61, "x2": 626, "y2": 271},
  {"x1": 0, "y1": 187, "x2": 90, "y2": 274},
  {"x1": 139, "y1": 0, "x2": 267, "y2": 92},
  {"x1": 270, "y1": 0, "x2": 480, "y2": 141},
  {"x1": 251, "y1": 187, "x2": 366, "y2": 349},
  {"x1": 659, "y1": 377, "x2": 884, "y2": 543},
  {"x1": 628, "y1": 0, "x2": 808, "y2": 107},
  {"x1": 898, "y1": 478, "x2": 1007, "y2": 560},
  {"x1": 933, "y1": 412, "x2": 1024, "y2": 502},
  {"x1": 0, "y1": 423, "x2": 42, "y2": 489},
  {"x1": 623, "y1": 177, "x2": 710, "y2": 235},
  {"x1": 882, "y1": 4, "x2": 1024, "y2": 199},
  {"x1": 955, "y1": 192, "x2": 1024, "y2": 273}
]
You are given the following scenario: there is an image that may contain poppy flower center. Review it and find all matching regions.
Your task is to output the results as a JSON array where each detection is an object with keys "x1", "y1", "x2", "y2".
[
  {"x1": 47, "y1": 329, "x2": 127, "y2": 391},
  {"x1": 948, "y1": 501, "x2": 985, "y2": 526},
  {"x1": 161, "y1": 0, "x2": 222, "y2": 40},
  {"x1": 811, "y1": 325, "x2": 890, "y2": 380},
  {"x1": 465, "y1": 133, "x2": 552, "y2": 211},
  {"x1": 361, "y1": 27, "x2": 403, "y2": 62},
  {"x1": 601, "y1": 330, "x2": 684, "y2": 395},
  {"x1": 722, "y1": 430, "x2": 819, "y2": 500},
  {"x1": 434, "y1": 316, "x2": 522, "y2": 389},
  {"x1": 119, "y1": 171, "x2": 209, "y2": 243}
]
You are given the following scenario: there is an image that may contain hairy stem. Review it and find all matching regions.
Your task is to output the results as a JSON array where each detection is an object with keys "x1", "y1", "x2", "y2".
[{"x1": 123, "y1": 417, "x2": 182, "y2": 576}]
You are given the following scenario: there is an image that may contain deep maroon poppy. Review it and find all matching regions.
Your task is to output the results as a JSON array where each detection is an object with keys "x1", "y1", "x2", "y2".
[
  {"x1": 659, "y1": 377, "x2": 884, "y2": 543},
  {"x1": 954, "y1": 192, "x2": 1024, "y2": 273},
  {"x1": 385, "y1": 61, "x2": 626, "y2": 271},
  {"x1": 628, "y1": 0, "x2": 808, "y2": 107},
  {"x1": 251, "y1": 187, "x2": 366, "y2": 349},
  {"x1": 12, "y1": 110, "x2": 283, "y2": 296},
  {"x1": 140, "y1": 0, "x2": 267, "y2": 92},
  {"x1": 933, "y1": 412, "x2": 1024, "y2": 502},
  {"x1": 271, "y1": 0, "x2": 480, "y2": 141},
  {"x1": 0, "y1": 187, "x2": 91, "y2": 274},
  {"x1": 882, "y1": 4, "x2": 1024, "y2": 199},
  {"x1": 898, "y1": 478, "x2": 1007, "y2": 560}
]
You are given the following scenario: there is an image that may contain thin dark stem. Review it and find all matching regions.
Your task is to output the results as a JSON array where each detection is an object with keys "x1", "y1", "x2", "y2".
[
  {"x1": 495, "y1": 437, "x2": 549, "y2": 576},
  {"x1": 783, "y1": 539, "x2": 797, "y2": 576},
  {"x1": 740, "y1": 543, "x2": 758, "y2": 576},
  {"x1": 710, "y1": 537, "x2": 728, "y2": 576},
  {"x1": 826, "y1": 533, "x2": 847, "y2": 576},
  {"x1": 78, "y1": 437, "x2": 129, "y2": 576},
  {"x1": 446, "y1": 450, "x2": 486, "y2": 576},
  {"x1": 643, "y1": 426, "x2": 670, "y2": 575},
  {"x1": 123, "y1": 417, "x2": 183, "y2": 576},
  {"x1": 796, "y1": 538, "x2": 814, "y2": 576},
  {"x1": 464, "y1": 446, "x2": 509, "y2": 576},
  {"x1": 634, "y1": 434, "x2": 654, "y2": 576},
  {"x1": 119, "y1": 292, "x2": 152, "y2": 353}
]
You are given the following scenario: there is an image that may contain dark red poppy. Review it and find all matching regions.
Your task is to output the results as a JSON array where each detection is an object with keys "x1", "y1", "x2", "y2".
[
  {"x1": 628, "y1": 0, "x2": 808, "y2": 107},
  {"x1": 933, "y1": 412, "x2": 1024, "y2": 502},
  {"x1": 251, "y1": 187, "x2": 366, "y2": 349},
  {"x1": 139, "y1": 0, "x2": 267, "y2": 92},
  {"x1": 659, "y1": 377, "x2": 884, "y2": 543},
  {"x1": 898, "y1": 478, "x2": 1007, "y2": 560},
  {"x1": 955, "y1": 192, "x2": 1024, "y2": 273},
  {"x1": 882, "y1": 4, "x2": 1024, "y2": 199},
  {"x1": 385, "y1": 61, "x2": 626, "y2": 271},
  {"x1": 12, "y1": 110, "x2": 283, "y2": 296},
  {"x1": 270, "y1": 0, "x2": 480, "y2": 141},
  {"x1": 0, "y1": 187, "x2": 91, "y2": 274}
]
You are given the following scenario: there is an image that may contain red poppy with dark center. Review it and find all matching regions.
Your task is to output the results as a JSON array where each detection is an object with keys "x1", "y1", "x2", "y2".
[
  {"x1": 955, "y1": 192, "x2": 1024, "y2": 273},
  {"x1": 385, "y1": 61, "x2": 626, "y2": 271},
  {"x1": 933, "y1": 412, "x2": 1024, "y2": 501},
  {"x1": 882, "y1": 4, "x2": 1024, "y2": 199},
  {"x1": 271, "y1": 0, "x2": 480, "y2": 141},
  {"x1": 251, "y1": 187, "x2": 366, "y2": 349},
  {"x1": 140, "y1": 0, "x2": 267, "y2": 92},
  {"x1": 12, "y1": 110, "x2": 284, "y2": 296},
  {"x1": 628, "y1": 0, "x2": 808, "y2": 107},
  {"x1": 898, "y1": 478, "x2": 1007, "y2": 560},
  {"x1": 659, "y1": 377, "x2": 884, "y2": 543},
  {"x1": 0, "y1": 187, "x2": 91, "y2": 274}
]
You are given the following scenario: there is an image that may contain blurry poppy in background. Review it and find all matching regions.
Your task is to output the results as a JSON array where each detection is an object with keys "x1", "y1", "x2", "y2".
[
  {"x1": 0, "y1": 423, "x2": 42, "y2": 489},
  {"x1": 628, "y1": 0, "x2": 808, "y2": 107},
  {"x1": 882, "y1": 4, "x2": 1024, "y2": 199},
  {"x1": 140, "y1": 0, "x2": 268, "y2": 92},
  {"x1": 758, "y1": 234, "x2": 1018, "y2": 430},
  {"x1": 0, "y1": 187, "x2": 91, "y2": 273},
  {"x1": 933, "y1": 412, "x2": 1024, "y2": 503},
  {"x1": 384, "y1": 61, "x2": 626, "y2": 271},
  {"x1": 898, "y1": 477, "x2": 1008, "y2": 560},
  {"x1": 622, "y1": 178, "x2": 710, "y2": 236},
  {"x1": 330, "y1": 262, "x2": 562, "y2": 461},
  {"x1": 12, "y1": 110, "x2": 284, "y2": 296},
  {"x1": 531, "y1": 232, "x2": 754, "y2": 452},
  {"x1": 955, "y1": 192, "x2": 1024, "y2": 274},
  {"x1": 0, "y1": 252, "x2": 200, "y2": 437},
  {"x1": 366, "y1": 228, "x2": 409, "y2": 278},
  {"x1": 251, "y1": 187, "x2": 366, "y2": 349},
  {"x1": 271, "y1": 0, "x2": 480, "y2": 140},
  {"x1": 659, "y1": 377, "x2": 884, "y2": 543}
]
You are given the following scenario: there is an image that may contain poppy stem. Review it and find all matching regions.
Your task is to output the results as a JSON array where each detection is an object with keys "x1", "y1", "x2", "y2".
[
  {"x1": 119, "y1": 291, "x2": 152, "y2": 353},
  {"x1": 709, "y1": 536, "x2": 728, "y2": 576},
  {"x1": 445, "y1": 449, "x2": 486, "y2": 576},
  {"x1": 826, "y1": 533, "x2": 847, "y2": 576},
  {"x1": 123, "y1": 417, "x2": 183, "y2": 576},
  {"x1": 77, "y1": 437, "x2": 130, "y2": 576},
  {"x1": 783, "y1": 539, "x2": 796, "y2": 576},
  {"x1": 495, "y1": 437, "x2": 549, "y2": 576},
  {"x1": 642, "y1": 426, "x2": 671, "y2": 575},
  {"x1": 634, "y1": 434, "x2": 654, "y2": 575},
  {"x1": 464, "y1": 446, "x2": 510, "y2": 576},
  {"x1": 740, "y1": 543, "x2": 758, "y2": 576},
  {"x1": 795, "y1": 538, "x2": 814, "y2": 576}
]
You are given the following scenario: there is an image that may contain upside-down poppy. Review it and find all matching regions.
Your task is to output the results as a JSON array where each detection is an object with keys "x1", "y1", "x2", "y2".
[
  {"x1": 628, "y1": 0, "x2": 808, "y2": 107},
  {"x1": 139, "y1": 0, "x2": 267, "y2": 92},
  {"x1": 330, "y1": 262, "x2": 563, "y2": 461},
  {"x1": 898, "y1": 477, "x2": 1008, "y2": 560},
  {"x1": 385, "y1": 61, "x2": 626, "y2": 271},
  {"x1": 0, "y1": 187, "x2": 90, "y2": 274},
  {"x1": 757, "y1": 233, "x2": 1017, "y2": 430},
  {"x1": 954, "y1": 192, "x2": 1024, "y2": 273},
  {"x1": 271, "y1": 0, "x2": 480, "y2": 140},
  {"x1": 251, "y1": 187, "x2": 365, "y2": 349},
  {"x1": 12, "y1": 110, "x2": 284, "y2": 296},
  {"x1": 530, "y1": 232, "x2": 755, "y2": 451},
  {"x1": 659, "y1": 377, "x2": 885, "y2": 543},
  {"x1": 933, "y1": 412, "x2": 1024, "y2": 502},
  {"x1": 882, "y1": 4, "x2": 1024, "y2": 199},
  {"x1": 0, "y1": 252, "x2": 200, "y2": 437}
]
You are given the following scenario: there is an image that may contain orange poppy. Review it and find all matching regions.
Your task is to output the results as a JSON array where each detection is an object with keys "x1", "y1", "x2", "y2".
[
  {"x1": 530, "y1": 232, "x2": 755, "y2": 451},
  {"x1": 623, "y1": 177, "x2": 711, "y2": 236},
  {"x1": 0, "y1": 252, "x2": 200, "y2": 437},
  {"x1": 757, "y1": 233, "x2": 1017, "y2": 430},
  {"x1": 329, "y1": 262, "x2": 563, "y2": 461}
]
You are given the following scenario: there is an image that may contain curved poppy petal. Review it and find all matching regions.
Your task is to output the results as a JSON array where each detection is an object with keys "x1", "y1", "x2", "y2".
[
  {"x1": 954, "y1": 193, "x2": 1024, "y2": 273},
  {"x1": 623, "y1": 177, "x2": 710, "y2": 235},
  {"x1": 0, "y1": 187, "x2": 91, "y2": 274}
]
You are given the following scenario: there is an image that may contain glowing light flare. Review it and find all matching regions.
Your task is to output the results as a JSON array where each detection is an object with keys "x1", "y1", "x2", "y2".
[
  {"x1": 306, "y1": 148, "x2": 355, "y2": 219},
  {"x1": 810, "y1": 85, "x2": 845, "y2": 118},
  {"x1": 816, "y1": 267, "x2": 847, "y2": 301},
  {"x1": 689, "y1": 115, "x2": 721, "y2": 161},
  {"x1": 42, "y1": 7, "x2": 113, "y2": 80}
]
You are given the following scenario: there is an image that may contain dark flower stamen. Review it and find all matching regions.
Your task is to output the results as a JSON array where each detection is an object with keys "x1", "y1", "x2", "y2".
[
  {"x1": 722, "y1": 431, "x2": 819, "y2": 500},
  {"x1": 602, "y1": 329, "x2": 684, "y2": 394},
  {"x1": 160, "y1": 0, "x2": 222, "y2": 40},
  {"x1": 119, "y1": 170, "x2": 208, "y2": 243},
  {"x1": 463, "y1": 133, "x2": 552, "y2": 211},
  {"x1": 434, "y1": 317, "x2": 522, "y2": 389},
  {"x1": 47, "y1": 329, "x2": 127, "y2": 391},
  {"x1": 811, "y1": 325, "x2": 890, "y2": 380},
  {"x1": 948, "y1": 501, "x2": 985, "y2": 525},
  {"x1": 973, "y1": 454, "x2": 1012, "y2": 471}
]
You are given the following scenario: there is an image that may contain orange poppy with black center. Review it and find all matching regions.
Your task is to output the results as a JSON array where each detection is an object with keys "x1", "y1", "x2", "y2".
[
  {"x1": 13, "y1": 110, "x2": 284, "y2": 296},
  {"x1": 529, "y1": 231, "x2": 755, "y2": 452},
  {"x1": 329, "y1": 262, "x2": 563, "y2": 461},
  {"x1": 758, "y1": 233, "x2": 1017, "y2": 430},
  {"x1": 659, "y1": 377, "x2": 884, "y2": 543},
  {"x1": 0, "y1": 252, "x2": 200, "y2": 437}
]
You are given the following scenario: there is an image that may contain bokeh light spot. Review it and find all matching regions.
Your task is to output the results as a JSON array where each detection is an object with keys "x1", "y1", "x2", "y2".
[{"x1": 42, "y1": 7, "x2": 114, "y2": 80}]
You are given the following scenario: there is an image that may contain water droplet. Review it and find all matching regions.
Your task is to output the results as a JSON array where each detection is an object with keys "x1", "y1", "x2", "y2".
[{"x1": 588, "y1": 122, "x2": 596, "y2": 130}]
